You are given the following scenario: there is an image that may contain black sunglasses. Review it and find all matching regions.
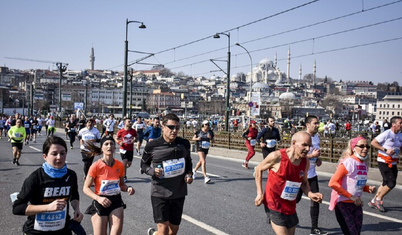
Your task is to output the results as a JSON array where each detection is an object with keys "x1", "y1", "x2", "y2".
[
  {"x1": 165, "y1": 125, "x2": 180, "y2": 131},
  {"x1": 355, "y1": 144, "x2": 370, "y2": 149}
]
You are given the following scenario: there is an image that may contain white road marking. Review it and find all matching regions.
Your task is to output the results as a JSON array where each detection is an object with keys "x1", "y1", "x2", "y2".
[
  {"x1": 301, "y1": 196, "x2": 402, "y2": 223},
  {"x1": 182, "y1": 214, "x2": 230, "y2": 235},
  {"x1": 194, "y1": 170, "x2": 222, "y2": 178},
  {"x1": 29, "y1": 146, "x2": 41, "y2": 152}
]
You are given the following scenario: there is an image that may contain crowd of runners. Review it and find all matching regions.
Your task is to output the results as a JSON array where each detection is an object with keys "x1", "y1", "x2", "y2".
[{"x1": 4, "y1": 111, "x2": 401, "y2": 235}]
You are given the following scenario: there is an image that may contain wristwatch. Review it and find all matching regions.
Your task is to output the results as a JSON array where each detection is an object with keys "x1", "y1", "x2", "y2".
[{"x1": 384, "y1": 148, "x2": 387, "y2": 152}]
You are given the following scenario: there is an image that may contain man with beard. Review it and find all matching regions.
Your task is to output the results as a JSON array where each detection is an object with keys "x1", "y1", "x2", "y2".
[
  {"x1": 254, "y1": 131, "x2": 323, "y2": 235},
  {"x1": 256, "y1": 117, "x2": 281, "y2": 159}
]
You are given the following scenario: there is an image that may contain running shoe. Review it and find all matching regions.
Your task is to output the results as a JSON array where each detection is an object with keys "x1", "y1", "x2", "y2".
[
  {"x1": 12, "y1": 158, "x2": 16, "y2": 165},
  {"x1": 15, "y1": 161, "x2": 20, "y2": 166},
  {"x1": 242, "y1": 162, "x2": 249, "y2": 169},
  {"x1": 204, "y1": 176, "x2": 211, "y2": 184},
  {"x1": 192, "y1": 169, "x2": 197, "y2": 180},
  {"x1": 70, "y1": 146, "x2": 73, "y2": 149},
  {"x1": 310, "y1": 228, "x2": 328, "y2": 235},
  {"x1": 147, "y1": 227, "x2": 156, "y2": 235},
  {"x1": 368, "y1": 200, "x2": 386, "y2": 212}
]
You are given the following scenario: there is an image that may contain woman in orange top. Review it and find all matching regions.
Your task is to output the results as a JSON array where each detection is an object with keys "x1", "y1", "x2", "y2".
[
  {"x1": 83, "y1": 136, "x2": 135, "y2": 235},
  {"x1": 328, "y1": 136, "x2": 375, "y2": 235}
]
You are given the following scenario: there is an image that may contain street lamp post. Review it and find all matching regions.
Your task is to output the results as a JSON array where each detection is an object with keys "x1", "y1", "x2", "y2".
[
  {"x1": 30, "y1": 82, "x2": 35, "y2": 116},
  {"x1": 235, "y1": 43, "x2": 253, "y2": 120},
  {"x1": 123, "y1": 19, "x2": 146, "y2": 118},
  {"x1": 56, "y1": 62, "x2": 68, "y2": 116},
  {"x1": 129, "y1": 67, "x2": 133, "y2": 118},
  {"x1": 213, "y1": 32, "x2": 231, "y2": 132}
]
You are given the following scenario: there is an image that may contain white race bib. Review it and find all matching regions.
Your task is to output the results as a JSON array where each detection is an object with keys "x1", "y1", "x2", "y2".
[
  {"x1": 32, "y1": 125, "x2": 38, "y2": 129},
  {"x1": 266, "y1": 139, "x2": 277, "y2": 148},
  {"x1": 34, "y1": 207, "x2": 66, "y2": 231},
  {"x1": 356, "y1": 175, "x2": 367, "y2": 193},
  {"x1": 162, "y1": 158, "x2": 185, "y2": 178},
  {"x1": 201, "y1": 141, "x2": 210, "y2": 149},
  {"x1": 70, "y1": 128, "x2": 75, "y2": 132},
  {"x1": 82, "y1": 133, "x2": 95, "y2": 141},
  {"x1": 24, "y1": 124, "x2": 30, "y2": 128},
  {"x1": 99, "y1": 180, "x2": 121, "y2": 196},
  {"x1": 280, "y1": 181, "x2": 301, "y2": 201},
  {"x1": 250, "y1": 139, "x2": 257, "y2": 146},
  {"x1": 119, "y1": 149, "x2": 127, "y2": 154},
  {"x1": 14, "y1": 133, "x2": 22, "y2": 138}
]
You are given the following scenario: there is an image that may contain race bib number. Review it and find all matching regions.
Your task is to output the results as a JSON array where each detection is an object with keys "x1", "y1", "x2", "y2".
[
  {"x1": 33, "y1": 125, "x2": 38, "y2": 129},
  {"x1": 266, "y1": 139, "x2": 277, "y2": 148},
  {"x1": 280, "y1": 181, "x2": 301, "y2": 201},
  {"x1": 99, "y1": 180, "x2": 121, "y2": 196},
  {"x1": 82, "y1": 133, "x2": 95, "y2": 141},
  {"x1": 201, "y1": 141, "x2": 210, "y2": 149},
  {"x1": 356, "y1": 175, "x2": 367, "y2": 193},
  {"x1": 162, "y1": 158, "x2": 185, "y2": 178},
  {"x1": 34, "y1": 207, "x2": 66, "y2": 231},
  {"x1": 14, "y1": 133, "x2": 22, "y2": 138},
  {"x1": 24, "y1": 124, "x2": 30, "y2": 128},
  {"x1": 70, "y1": 128, "x2": 75, "y2": 132},
  {"x1": 250, "y1": 139, "x2": 257, "y2": 146}
]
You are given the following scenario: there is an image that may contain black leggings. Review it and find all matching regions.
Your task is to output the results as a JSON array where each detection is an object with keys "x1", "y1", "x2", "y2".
[
  {"x1": 82, "y1": 153, "x2": 95, "y2": 177},
  {"x1": 296, "y1": 176, "x2": 320, "y2": 229},
  {"x1": 68, "y1": 132, "x2": 76, "y2": 147}
]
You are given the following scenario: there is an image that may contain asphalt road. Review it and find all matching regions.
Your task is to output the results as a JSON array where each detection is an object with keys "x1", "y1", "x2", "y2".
[{"x1": 1, "y1": 131, "x2": 402, "y2": 235}]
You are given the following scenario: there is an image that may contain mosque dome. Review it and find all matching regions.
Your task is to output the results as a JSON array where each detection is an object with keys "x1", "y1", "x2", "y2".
[{"x1": 279, "y1": 92, "x2": 296, "y2": 100}]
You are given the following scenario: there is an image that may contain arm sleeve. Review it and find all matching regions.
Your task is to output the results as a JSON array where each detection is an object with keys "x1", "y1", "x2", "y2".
[
  {"x1": 13, "y1": 172, "x2": 38, "y2": 215},
  {"x1": 256, "y1": 128, "x2": 265, "y2": 143},
  {"x1": 328, "y1": 164, "x2": 352, "y2": 199},
  {"x1": 69, "y1": 171, "x2": 80, "y2": 202},
  {"x1": 141, "y1": 144, "x2": 155, "y2": 176},
  {"x1": 184, "y1": 140, "x2": 193, "y2": 174},
  {"x1": 242, "y1": 130, "x2": 249, "y2": 139}
]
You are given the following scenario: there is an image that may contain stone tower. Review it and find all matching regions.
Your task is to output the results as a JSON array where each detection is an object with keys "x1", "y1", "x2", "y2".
[{"x1": 90, "y1": 47, "x2": 95, "y2": 70}]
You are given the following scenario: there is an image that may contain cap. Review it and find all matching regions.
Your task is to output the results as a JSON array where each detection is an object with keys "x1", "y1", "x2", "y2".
[
  {"x1": 250, "y1": 120, "x2": 256, "y2": 124},
  {"x1": 202, "y1": 120, "x2": 209, "y2": 125}
]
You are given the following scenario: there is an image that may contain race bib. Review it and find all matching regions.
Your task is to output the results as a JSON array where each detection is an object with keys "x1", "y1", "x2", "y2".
[
  {"x1": 14, "y1": 133, "x2": 22, "y2": 138},
  {"x1": 162, "y1": 158, "x2": 185, "y2": 178},
  {"x1": 34, "y1": 207, "x2": 66, "y2": 231},
  {"x1": 99, "y1": 180, "x2": 121, "y2": 196},
  {"x1": 280, "y1": 181, "x2": 301, "y2": 201},
  {"x1": 32, "y1": 125, "x2": 38, "y2": 129},
  {"x1": 82, "y1": 133, "x2": 95, "y2": 141},
  {"x1": 266, "y1": 139, "x2": 277, "y2": 148},
  {"x1": 24, "y1": 124, "x2": 30, "y2": 128},
  {"x1": 356, "y1": 175, "x2": 367, "y2": 193},
  {"x1": 70, "y1": 128, "x2": 75, "y2": 132},
  {"x1": 119, "y1": 149, "x2": 127, "y2": 154},
  {"x1": 250, "y1": 139, "x2": 257, "y2": 146},
  {"x1": 201, "y1": 141, "x2": 210, "y2": 149}
]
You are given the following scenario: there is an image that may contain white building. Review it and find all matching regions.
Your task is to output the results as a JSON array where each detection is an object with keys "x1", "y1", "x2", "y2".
[{"x1": 376, "y1": 93, "x2": 402, "y2": 121}]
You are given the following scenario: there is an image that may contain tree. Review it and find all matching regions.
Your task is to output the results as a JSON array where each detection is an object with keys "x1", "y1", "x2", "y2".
[
  {"x1": 159, "y1": 68, "x2": 174, "y2": 77},
  {"x1": 321, "y1": 95, "x2": 342, "y2": 110}
]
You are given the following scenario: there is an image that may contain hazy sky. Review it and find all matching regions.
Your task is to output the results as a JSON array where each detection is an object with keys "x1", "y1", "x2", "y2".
[{"x1": 1, "y1": 0, "x2": 401, "y2": 84}]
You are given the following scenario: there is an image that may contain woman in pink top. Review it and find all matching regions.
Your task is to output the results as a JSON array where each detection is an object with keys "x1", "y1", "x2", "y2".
[{"x1": 328, "y1": 136, "x2": 375, "y2": 235}]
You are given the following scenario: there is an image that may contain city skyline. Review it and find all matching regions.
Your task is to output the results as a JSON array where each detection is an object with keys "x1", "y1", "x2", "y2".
[{"x1": 1, "y1": 0, "x2": 401, "y2": 85}]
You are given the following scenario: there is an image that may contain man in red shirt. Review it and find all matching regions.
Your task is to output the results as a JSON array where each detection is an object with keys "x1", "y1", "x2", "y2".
[
  {"x1": 254, "y1": 131, "x2": 323, "y2": 235},
  {"x1": 115, "y1": 118, "x2": 137, "y2": 182}
]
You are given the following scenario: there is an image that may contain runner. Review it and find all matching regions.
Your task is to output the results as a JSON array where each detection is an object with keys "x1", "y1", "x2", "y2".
[
  {"x1": 37, "y1": 115, "x2": 43, "y2": 136},
  {"x1": 12, "y1": 136, "x2": 84, "y2": 235},
  {"x1": 8, "y1": 119, "x2": 26, "y2": 166},
  {"x1": 192, "y1": 120, "x2": 214, "y2": 184},
  {"x1": 143, "y1": 117, "x2": 161, "y2": 142},
  {"x1": 23, "y1": 116, "x2": 32, "y2": 145},
  {"x1": 368, "y1": 116, "x2": 402, "y2": 212},
  {"x1": 242, "y1": 120, "x2": 258, "y2": 169},
  {"x1": 0, "y1": 116, "x2": 5, "y2": 139},
  {"x1": 63, "y1": 117, "x2": 70, "y2": 140},
  {"x1": 46, "y1": 116, "x2": 56, "y2": 136},
  {"x1": 77, "y1": 119, "x2": 102, "y2": 179},
  {"x1": 103, "y1": 114, "x2": 117, "y2": 137},
  {"x1": 77, "y1": 115, "x2": 86, "y2": 132},
  {"x1": 295, "y1": 115, "x2": 327, "y2": 235},
  {"x1": 31, "y1": 116, "x2": 39, "y2": 143},
  {"x1": 83, "y1": 136, "x2": 135, "y2": 235},
  {"x1": 115, "y1": 118, "x2": 137, "y2": 182},
  {"x1": 256, "y1": 117, "x2": 281, "y2": 159},
  {"x1": 133, "y1": 117, "x2": 146, "y2": 155},
  {"x1": 254, "y1": 131, "x2": 323, "y2": 235},
  {"x1": 141, "y1": 113, "x2": 193, "y2": 235},
  {"x1": 328, "y1": 136, "x2": 375, "y2": 235},
  {"x1": 66, "y1": 115, "x2": 78, "y2": 149}
]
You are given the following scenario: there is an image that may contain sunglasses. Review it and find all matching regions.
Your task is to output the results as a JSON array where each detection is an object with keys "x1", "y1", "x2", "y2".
[
  {"x1": 355, "y1": 144, "x2": 370, "y2": 149},
  {"x1": 165, "y1": 125, "x2": 180, "y2": 131}
]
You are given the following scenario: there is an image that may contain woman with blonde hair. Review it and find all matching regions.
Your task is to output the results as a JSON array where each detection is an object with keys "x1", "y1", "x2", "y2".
[{"x1": 328, "y1": 136, "x2": 375, "y2": 235}]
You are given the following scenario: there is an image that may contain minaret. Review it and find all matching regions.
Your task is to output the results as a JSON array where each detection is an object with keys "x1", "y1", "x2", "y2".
[
  {"x1": 274, "y1": 52, "x2": 277, "y2": 68},
  {"x1": 286, "y1": 48, "x2": 290, "y2": 84},
  {"x1": 313, "y1": 60, "x2": 316, "y2": 89},
  {"x1": 90, "y1": 47, "x2": 95, "y2": 70},
  {"x1": 299, "y1": 64, "x2": 302, "y2": 85}
]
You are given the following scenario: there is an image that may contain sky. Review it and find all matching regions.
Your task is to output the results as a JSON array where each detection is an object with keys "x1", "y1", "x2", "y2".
[{"x1": 1, "y1": 0, "x2": 401, "y2": 85}]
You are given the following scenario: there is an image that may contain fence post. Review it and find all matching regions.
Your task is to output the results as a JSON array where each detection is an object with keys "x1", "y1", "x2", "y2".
[
  {"x1": 228, "y1": 131, "x2": 231, "y2": 149},
  {"x1": 330, "y1": 136, "x2": 334, "y2": 162}
]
